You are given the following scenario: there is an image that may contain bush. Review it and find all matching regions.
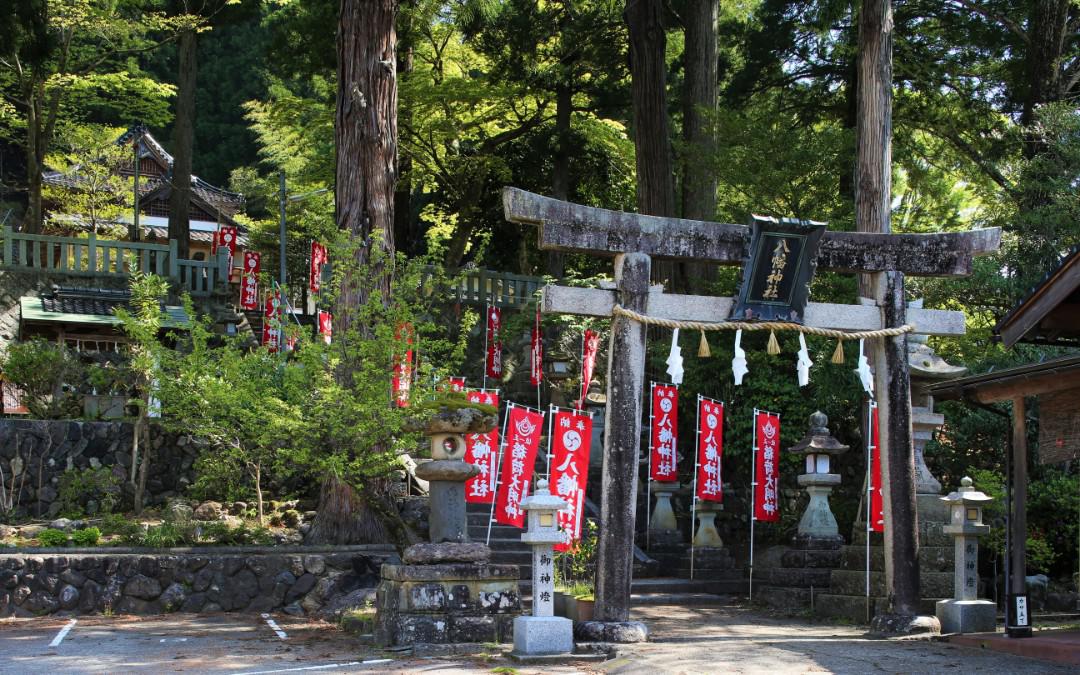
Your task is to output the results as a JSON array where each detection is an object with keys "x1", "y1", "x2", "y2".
[
  {"x1": 71, "y1": 527, "x2": 101, "y2": 547},
  {"x1": 139, "y1": 522, "x2": 197, "y2": 548},
  {"x1": 1, "y1": 338, "x2": 84, "y2": 419},
  {"x1": 37, "y1": 528, "x2": 68, "y2": 547},
  {"x1": 99, "y1": 513, "x2": 140, "y2": 540},
  {"x1": 57, "y1": 467, "x2": 123, "y2": 517}
]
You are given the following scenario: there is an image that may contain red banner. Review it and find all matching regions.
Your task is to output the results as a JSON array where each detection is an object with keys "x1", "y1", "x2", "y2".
[
  {"x1": 530, "y1": 310, "x2": 543, "y2": 387},
  {"x1": 695, "y1": 397, "x2": 724, "y2": 502},
  {"x1": 485, "y1": 306, "x2": 502, "y2": 378},
  {"x1": 449, "y1": 377, "x2": 466, "y2": 393},
  {"x1": 240, "y1": 251, "x2": 260, "y2": 310},
  {"x1": 464, "y1": 390, "x2": 499, "y2": 503},
  {"x1": 216, "y1": 226, "x2": 238, "y2": 271},
  {"x1": 310, "y1": 241, "x2": 327, "y2": 294},
  {"x1": 262, "y1": 291, "x2": 281, "y2": 352},
  {"x1": 578, "y1": 329, "x2": 600, "y2": 409},
  {"x1": 550, "y1": 409, "x2": 593, "y2": 552},
  {"x1": 392, "y1": 324, "x2": 413, "y2": 408},
  {"x1": 494, "y1": 405, "x2": 545, "y2": 527},
  {"x1": 650, "y1": 383, "x2": 679, "y2": 481},
  {"x1": 870, "y1": 403, "x2": 884, "y2": 533},
  {"x1": 318, "y1": 310, "x2": 332, "y2": 345},
  {"x1": 754, "y1": 411, "x2": 781, "y2": 522}
]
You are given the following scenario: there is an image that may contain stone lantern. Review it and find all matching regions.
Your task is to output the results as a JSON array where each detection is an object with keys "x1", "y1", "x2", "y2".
[
  {"x1": 935, "y1": 476, "x2": 995, "y2": 634},
  {"x1": 414, "y1": 406, "x2": 492, "y2": 543},
  {"x1": 788, "y1": 411, "x2": 849, "y2": 544},
  {"x1": 512, "y1": 479, "x2": 574, "y2": 657}
]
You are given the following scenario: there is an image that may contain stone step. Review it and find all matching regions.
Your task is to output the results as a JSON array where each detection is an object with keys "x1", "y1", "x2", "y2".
[
  {"x1": 814, "y1": 593, "x2": 945, "y2": 624},
  {"x1": 828, "y1": 569, "x2": 954, "y2": 598},
  {"x1": 754, "y1": 566, "x2": 833, "y2": 588},
  {"x1": 850, "y1": 523, "x2": 953, "y2": 548},
  {"x1": 838, "y1": 544, "x2": 954, "y2": 573}
]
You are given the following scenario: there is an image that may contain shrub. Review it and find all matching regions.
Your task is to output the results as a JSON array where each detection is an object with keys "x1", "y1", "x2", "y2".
[
  {"x1": 140, "y1": 522, "x2": 197, "y2": 548},
  {"x1": 99, "y1": 513, "x2": 140, "y2": 540},
  {"x1": 37, "y1": 528, "x2": 68, "y2": 547},
  {"x1": 57, "y1": 466, "x2": 123, "y2": 517},
  {"x1": 1, "y1": 338, "x2": 85, "y2": 418},
  {"x1": 71, "y1": 527, "x2": 101, "y2": 547}
]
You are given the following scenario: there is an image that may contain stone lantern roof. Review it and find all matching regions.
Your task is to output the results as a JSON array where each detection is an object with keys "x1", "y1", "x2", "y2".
[{"x1": 787, "y1": 411, "x2": 849, "y2": 457}]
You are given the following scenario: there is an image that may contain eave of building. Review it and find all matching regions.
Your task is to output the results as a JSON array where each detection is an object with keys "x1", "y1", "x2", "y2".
[
  {"x1": 995, "y1": 245, "x2": 1080, "y2": 347},
  {"x1": 927, "y1": 354, "x2": 1080, "y2": 404}
]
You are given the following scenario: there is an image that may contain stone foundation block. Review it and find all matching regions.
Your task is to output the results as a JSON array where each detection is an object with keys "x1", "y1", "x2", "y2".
[{"x1": 512, "y1": 615, "x2": 573, "y2": 656}]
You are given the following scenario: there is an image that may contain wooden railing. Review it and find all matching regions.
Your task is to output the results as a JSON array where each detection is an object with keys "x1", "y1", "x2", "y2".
[
  {"x1": 1, "y1": 226, "x2": 229, "y2": 297},
  {"x1": 445, "y1": 268, "x2": 544, "y2": 308}
]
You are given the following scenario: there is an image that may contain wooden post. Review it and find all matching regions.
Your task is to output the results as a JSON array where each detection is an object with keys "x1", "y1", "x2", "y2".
[
  {"x1": 1010, "y1": 395, "x2": 1028, "y2": 616},
  {"x1": 594, "y1": 252, "x2": 651, "y2": 623}
]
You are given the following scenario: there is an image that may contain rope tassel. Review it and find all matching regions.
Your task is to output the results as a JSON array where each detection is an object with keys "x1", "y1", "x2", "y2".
[
  {"x1": 767, "y1": 330, "x2": 780, "y2": 355},
  {"x1": 831, "y1": 338, "x2": 845, "y2": 364},
  {"x1": 698, "y1": 330, "x2": 711, "y2": 357}
]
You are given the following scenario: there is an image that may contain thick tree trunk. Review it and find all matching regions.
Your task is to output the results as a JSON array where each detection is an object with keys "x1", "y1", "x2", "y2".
[
  {"x1": 335, "y1": 0, "x2": 397, "y2": 329},
  {"x1": 625, "y1": 0, "x2": 675, "y2": 217},
  {"x1": 547, "y1": 83, "x2": 573, "y2": 278},
  {"x1": 680, "y1": 0, "x2": 717, "y2": 221},
  {"x1": 1020, "y1": 0, "x2": 1069, "y2": 133},
  {"x1": 168, "y1": 28, "x2": 197, "y2": 259},
  {"x1": 24, "y1": 82, "x2": 45, "y2": 234},
  {"x1": 856, "y1": 0, "x2": 921, "y2": 624},
  {"x1": 679, "y1": 0, "x2": 718, "y2": 292}
]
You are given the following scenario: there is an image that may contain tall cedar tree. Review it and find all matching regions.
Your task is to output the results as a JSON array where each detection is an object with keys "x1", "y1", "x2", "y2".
[{"x1": 308, "y1": 0, "x2": 399, "y2": 545}]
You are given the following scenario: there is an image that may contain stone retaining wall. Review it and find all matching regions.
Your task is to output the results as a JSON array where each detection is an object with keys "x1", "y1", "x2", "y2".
[
  {"x1": 0, "y1": 419, "x2": 197, "y2": 517},
  {"x1": 0, "y1": 545, "x2": 396, "y2": 618}
]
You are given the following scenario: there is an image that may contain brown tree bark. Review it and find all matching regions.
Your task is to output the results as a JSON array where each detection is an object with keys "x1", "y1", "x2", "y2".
[
  {"x1": 335, "y1": 0, "x2": 397, "y2": 327},
  {"x1": 168, "y1": 28, "x2": 197, "y2": 259},
  {"x1": 856, "y1": 0, "x2": 921, "y2": 624},
  {"x1": 1021, "y1": 0, "x2": 1070, "y2": 133},
  {"x1": 680, "y1": 0, "x2": 717, "y2": 221},
  {"x1": 625, "y1": 0, "x2": 675, "y2": 218},
  {"x1": 547, "y1": 83, "x2": 573, "y2": 278}
]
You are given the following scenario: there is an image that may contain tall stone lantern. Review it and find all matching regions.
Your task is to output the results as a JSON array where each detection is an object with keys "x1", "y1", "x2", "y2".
[
  {"x1": 789, "y1": 411, "x2": 849, "y2": 545},
  {"x1": 512, "y1": 479, "x2": 574, "y2": 657},
  {"x1": 935, "y1": 477, "x2": 995, "y2": 634}
]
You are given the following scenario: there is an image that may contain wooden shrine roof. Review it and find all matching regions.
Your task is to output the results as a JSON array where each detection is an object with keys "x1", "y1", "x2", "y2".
[
  {"x1": 996, "y1": 245, "x2": 1080, "y2": 347},
  {"x1": 928, "y1": 354, "x2": 1080, "y2": 404}
]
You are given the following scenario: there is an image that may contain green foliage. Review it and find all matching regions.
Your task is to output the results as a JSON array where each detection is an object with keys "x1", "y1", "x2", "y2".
[
  {"x1": 556, "y1": 519, "x2": 598, "y2": 586},
  {"x1": 42, "y1": 123, "x2": 135, "y2": 236},
  {"x1": 99, "y1": 513, "x2": 141, "y2": 539},
  {"x1": 37, "y1": 529, "x2": 68, "y2": 547},
  {"x1": 71, "y1": 526, "x2": 101, "y2": 547},
  {"x1": 57, "y1": 466, "x2": 122, "y2": 517},
  {"x1": 138, "y1": 521, "x2": 197, "y2": 548},
  {"x1": 1, "y1": 338, "x2": 84, "y2": 419}
]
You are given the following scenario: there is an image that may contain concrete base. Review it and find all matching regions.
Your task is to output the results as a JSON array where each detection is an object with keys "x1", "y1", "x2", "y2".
[
  {"x1": 936, "y1": 599, "x2": 996, "y2": 634},
  {"x1": 511, "y1": 615, "x2": 574, "y2": 656}
]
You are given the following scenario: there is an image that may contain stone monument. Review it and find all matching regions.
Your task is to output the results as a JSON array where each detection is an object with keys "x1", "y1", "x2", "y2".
[
  {"x1": 376, "y1": 403, "x2": 522, "y2": 647},
  {"x1": 511, "y1": 479, "x2": 574, "y2": 657},
  {"x1": 936, "y1": 477, "x2": 995, "y2": 634}
]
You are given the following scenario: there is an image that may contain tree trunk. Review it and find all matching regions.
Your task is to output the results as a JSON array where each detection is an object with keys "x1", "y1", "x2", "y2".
[
  {"x1": 856, "y1": 0, "x2": 921, "y2": 624},
  {"x1": 625, "y1": 0, "x2": 675, "y2": 218},
  {"x1": 24, "y1": 80, "x2": 45, "y2": 233},
  {"x1": 679, "y1": 0, "x2": 718, "y2": 292},
  {"x1": 168, "y1": 28, "x2": 197, "y2": 260},
  {"x1": 1020, "y1": 0, "x2": 1069, "y2": 134},
  {"x1": 335, "y1": 0, "x2": 397, "y2": 331},
  {"x1": 253, "y1": 461, "x2": 264, "y2": 526},
  {"x1": 134, "y1": 415, "x2": 151, "y2": 515},
  {"x1": 323, "y1": 0, "x2": 399, "y2": 544},
  {"x1": 680, "y1": 0, "x2": 717, "y2": 221},
  {"x1": 547, "y1": 83, "x2": 573, "y2": 279}
]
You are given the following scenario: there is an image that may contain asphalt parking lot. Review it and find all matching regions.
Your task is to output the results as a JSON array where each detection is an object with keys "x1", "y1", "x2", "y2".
[{"x1": 0, "y1": 613, "x2": 401, "y2": 674}]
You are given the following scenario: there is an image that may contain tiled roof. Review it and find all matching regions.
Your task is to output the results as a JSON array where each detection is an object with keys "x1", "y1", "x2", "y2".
[
  {"x1": 39, "y1": 286, "x2": 132, "y2": 316},
  {"x1": 142, "y1": 226, "x2": 249, "y2": 246}
]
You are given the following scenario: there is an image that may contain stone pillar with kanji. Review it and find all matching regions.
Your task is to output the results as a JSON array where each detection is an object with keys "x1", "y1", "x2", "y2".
[
  {"x1": 936, "y1": 477, "x2": 995, "y2": 634},
  {"x1": 512, "y1": 479, "x2": 574, "y2": 656}
]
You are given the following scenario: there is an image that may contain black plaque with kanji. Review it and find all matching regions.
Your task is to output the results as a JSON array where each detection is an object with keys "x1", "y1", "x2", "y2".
[{"x1": 730, "y1": 215, "x2": 826, "y2": 323}]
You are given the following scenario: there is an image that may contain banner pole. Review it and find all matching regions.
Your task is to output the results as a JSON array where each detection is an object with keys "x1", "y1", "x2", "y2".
[
  {"x1": 487, "y1": 400, "x2": 511, "y2": 546},
  {"x1": 545, "y1": 404, "x2": 555, "y2": 480},
  {"x1": 749, "y1": 407, "x2": 759, "y2": 602},
  {"x1": 647, "y1": 381, "x2": 656, "y2": 551},
  {"x1": 691, "y1": 395, "x2": 702, "y2": 580},
  {"x1": 865, "y1": 400, "x2": 875, "y2": 624},
  {"x1": 482, "y1": 301, "x2": 490, "y2": 391}
]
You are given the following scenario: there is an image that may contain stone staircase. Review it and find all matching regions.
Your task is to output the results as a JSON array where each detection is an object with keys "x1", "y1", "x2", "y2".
[
  {"x1": 465, "y1": 502, "x2": 743, "y2": 600},
  {"x1": 815, "y1": 494, "x2": 954, "y2": 621}
]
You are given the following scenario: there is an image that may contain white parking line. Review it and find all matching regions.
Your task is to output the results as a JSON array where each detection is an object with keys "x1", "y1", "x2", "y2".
[
  {"x1": 159, "y1": 637, "x2": 189, "y2": 642},
  {"x1": 48, "y1": 619, "x2": 77, "y2": 647},
  {"x1": 233, "y1": 662, "x2": 363, "y2": 675},
  {"x1": 259, "y1": 613, "x2": 288, "y2": 640}
]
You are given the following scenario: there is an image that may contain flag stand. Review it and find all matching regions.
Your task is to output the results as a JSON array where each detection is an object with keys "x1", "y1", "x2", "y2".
[
  {"x1": 646, "y1": 381, "x2": 655, "y2": 551},
  {"x1": 749, "y1": 407, "x2": 758, "y2": 602},
  {"x1": 486, "y1": 398, "x2": 510, "y2": 546},
  {"x1": 545, "y1": 404, "x2": 555, "y2": 480},
  {"x1": 482, "y1": 299, "x2": 491, "y2": 391}
]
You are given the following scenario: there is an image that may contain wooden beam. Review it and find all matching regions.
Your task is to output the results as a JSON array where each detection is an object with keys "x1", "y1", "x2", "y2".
[
  {"x1": 969, "y1": 366, "x2": 1080, "y2": 403},
  {"x1": 998, "y1": 255, "x2": 1080, "y2": 347},
  {"x1": 504, "y1": 187, "x2": 1001, "y2": 277},
  {"x1": 540, "y1": 284, "x2": 966, "y2": 336}
]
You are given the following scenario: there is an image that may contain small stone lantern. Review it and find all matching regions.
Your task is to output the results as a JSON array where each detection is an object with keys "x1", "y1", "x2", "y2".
[
  {"x1": 512, "y1": 479, "x2": 574, "y2": 657},
  {"x1": 936, "y1": 476, "x2": 995, "y2": 633},
  {"x1": 788, "y1": 411, "x2": 849, "y2": 543}
]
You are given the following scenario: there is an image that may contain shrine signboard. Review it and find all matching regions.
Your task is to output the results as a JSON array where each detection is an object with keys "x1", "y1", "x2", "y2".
[{"x1": 732, "y1": 216, "x2": 826, "y2": 322}]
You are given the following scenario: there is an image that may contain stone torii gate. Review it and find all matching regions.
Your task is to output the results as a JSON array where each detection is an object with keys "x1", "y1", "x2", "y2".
[{"x1": 503, "y1": 187, "x2": 1001, "y2": 629}]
